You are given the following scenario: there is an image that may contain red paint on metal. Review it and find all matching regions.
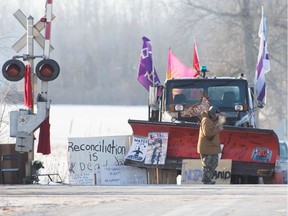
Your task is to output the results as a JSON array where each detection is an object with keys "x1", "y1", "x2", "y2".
[
  {"x1": 45, "y1": 22, "x2": 51, "y2": 40},
  {"x1": 129, "y1": 121, "x2": 279, "y2": 164}
]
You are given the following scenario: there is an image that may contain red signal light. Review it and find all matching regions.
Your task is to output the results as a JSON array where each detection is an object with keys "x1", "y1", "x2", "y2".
[
  {"x1": 35, "y1": 59, "x2": 60, "y2": 81},
  {"x1": 39, "y1": 64, "x2": 53, "y2": 77},
  {"x1": 2, "y1": 59, "x2": 25, "y2": 81}
]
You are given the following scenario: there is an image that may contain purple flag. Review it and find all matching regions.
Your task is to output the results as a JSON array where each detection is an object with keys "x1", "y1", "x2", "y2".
[
  {"x1": 137, "y1": 37, "x2": 161, "y2": 91},
  {"x1": 254, "y1": 7, "x2": 270, "y2": 107}
]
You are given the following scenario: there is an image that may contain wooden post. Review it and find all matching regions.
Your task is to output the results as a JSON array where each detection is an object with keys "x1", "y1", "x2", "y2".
[{"x1": 156, "y1": 168, "x2": 159, "y2": 184}]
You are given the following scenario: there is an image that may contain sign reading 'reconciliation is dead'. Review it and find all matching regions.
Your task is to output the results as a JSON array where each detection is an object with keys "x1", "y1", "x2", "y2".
[{"x1": 68, "y1": 136, "x2": 130, "y2": 185}]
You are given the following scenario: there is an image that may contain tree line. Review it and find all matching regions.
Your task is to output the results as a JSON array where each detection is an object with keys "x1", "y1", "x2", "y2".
[{"x1": 0, "y1": 0, "x2": 287, "y2": 130}]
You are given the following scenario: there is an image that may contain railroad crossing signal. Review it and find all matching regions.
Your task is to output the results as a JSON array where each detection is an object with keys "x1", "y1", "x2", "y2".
[
  {"x1": 35, "y1": 59, "x2": 60, "y2": 81},
  {"x1": 12, "y1": 9, "x2": 55, "y2": 53},
  {"x1": 2, "y1": 59, "x2": 25, "y2": 81},
  {"x1": 2, "y1": 1, "x2": 59, "y2": 154}
]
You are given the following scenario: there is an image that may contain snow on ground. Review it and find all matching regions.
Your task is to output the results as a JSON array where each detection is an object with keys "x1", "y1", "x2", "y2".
[{"x1": 33, "y1": 105, "x2": 147, "y2": 183}]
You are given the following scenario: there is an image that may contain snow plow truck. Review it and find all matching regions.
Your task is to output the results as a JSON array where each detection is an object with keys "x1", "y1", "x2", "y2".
[{"x1": 128, "y1": 73, "x2": 279, "y2": 184}]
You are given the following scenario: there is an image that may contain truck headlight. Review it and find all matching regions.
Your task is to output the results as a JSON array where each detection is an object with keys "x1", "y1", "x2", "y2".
[
  {"x1": 174, "y1": 104, "x2": 184, "y2": 111},
  {"x1": 235, "y1": 104, "x2": 243, "y2": 111}
]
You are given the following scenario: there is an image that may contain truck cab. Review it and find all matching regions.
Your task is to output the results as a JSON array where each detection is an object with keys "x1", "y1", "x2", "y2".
[{"x1": 161, "y1": 77, "x2": 255, "y2": 127}]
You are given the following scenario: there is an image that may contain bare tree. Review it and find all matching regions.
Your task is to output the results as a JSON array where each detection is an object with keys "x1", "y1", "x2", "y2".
[
  {"x1": 1, "y1": 0, "x2": 285, "y2": 130},
  {"x1": 164, "y1": 0, "x2": 287, "y2": 129},
  {"x1": 0, "y1": 80, "x2": 23, "y2": 143}
]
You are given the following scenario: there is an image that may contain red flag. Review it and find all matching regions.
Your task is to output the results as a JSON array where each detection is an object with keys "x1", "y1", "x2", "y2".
[
  {"x1": 24, "y1": 64, "x2": 33, "y2": 108},
  {"x1": 193, "y1": 38, "x2": 200, "y2": 73},
  {"x1": 166, "y1": 48, "x2": 198, "y2": 79},
  {"x1": 37, "y1": 117, "x2": 51, "y2": 155}
]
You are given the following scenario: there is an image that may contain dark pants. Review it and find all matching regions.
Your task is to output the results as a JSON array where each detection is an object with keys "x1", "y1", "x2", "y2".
[{"x1": 200, "y1": 154, "x2": 218, "y2": 182}]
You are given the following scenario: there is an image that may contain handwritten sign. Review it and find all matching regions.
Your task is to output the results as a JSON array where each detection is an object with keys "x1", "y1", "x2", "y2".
[
  {"x1": 181, "y1": 159, "x2": 232, "y2": 184},
  {"x1": 100, "y1": 166, "x2": 147, "y2": 185},
  {"x1": 67, "y1": 135, "x2": 130, "y2": 185},
  {"x1": 69, "y1": 173, "x2": 95, "y2": 185}
]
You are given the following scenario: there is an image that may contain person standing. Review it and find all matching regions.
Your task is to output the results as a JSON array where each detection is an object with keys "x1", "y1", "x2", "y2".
[{"x1": 197, "y1": 106, "x2": 223, "y2": 184}]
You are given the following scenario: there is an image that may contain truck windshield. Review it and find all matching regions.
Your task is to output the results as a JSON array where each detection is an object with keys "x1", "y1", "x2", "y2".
[{"x1": 165, "y1": 78, "x2": 248, "y2": 110}]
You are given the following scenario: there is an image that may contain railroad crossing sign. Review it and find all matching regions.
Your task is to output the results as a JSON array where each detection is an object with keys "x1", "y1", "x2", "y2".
[{"x1": 12, "y1": 9, "x2": 55, "y2": 53}]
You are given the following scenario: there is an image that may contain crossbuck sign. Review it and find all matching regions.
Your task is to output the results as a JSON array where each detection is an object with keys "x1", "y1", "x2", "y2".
[{"x1": 12, "y1": 9, "x2": 55, "y2": 53}]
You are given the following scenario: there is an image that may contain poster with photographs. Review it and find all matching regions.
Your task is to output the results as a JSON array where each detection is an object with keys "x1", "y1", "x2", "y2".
[
  {"x1": 144, "y1": 132, "x2": 169, "y2": 165},
  {"x1": 125, "y1": 136, "x2": 148, "y2": 162}
]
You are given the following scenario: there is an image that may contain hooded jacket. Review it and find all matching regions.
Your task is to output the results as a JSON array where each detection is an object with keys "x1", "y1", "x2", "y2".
[{"x1": 197, "y1": 111, "x2": 221, "y2": 155}]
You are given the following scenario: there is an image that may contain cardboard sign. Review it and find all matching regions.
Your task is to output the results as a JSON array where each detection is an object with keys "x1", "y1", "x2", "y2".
[
  {"x1": 100, "y1": 165, "x2": 147, "y2": 185},
  {"x1": 67, "y1": 135, "x2": 130, "y2": 185},
  {"x1": 181, "y1": 159, "x2": 232, "y2": 184},
  {"x1": 68, "y1": 173, "x2": 95, "y2": 185}
]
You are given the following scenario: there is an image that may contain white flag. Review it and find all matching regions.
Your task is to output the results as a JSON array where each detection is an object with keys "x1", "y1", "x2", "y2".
[{"x1": 254, "y1": 7, "x2": 271, "y2": 107}]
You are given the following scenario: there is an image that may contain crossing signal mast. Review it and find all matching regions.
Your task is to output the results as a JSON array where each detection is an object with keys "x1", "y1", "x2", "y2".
[{"x1": 1, "y1": 0, "x2": 59, "y2": 177}]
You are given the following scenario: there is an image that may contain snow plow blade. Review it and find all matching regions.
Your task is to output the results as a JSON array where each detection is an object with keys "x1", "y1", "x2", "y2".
[{"x1": 128, "y1": 119, "x2": 279, "y2": 177}]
